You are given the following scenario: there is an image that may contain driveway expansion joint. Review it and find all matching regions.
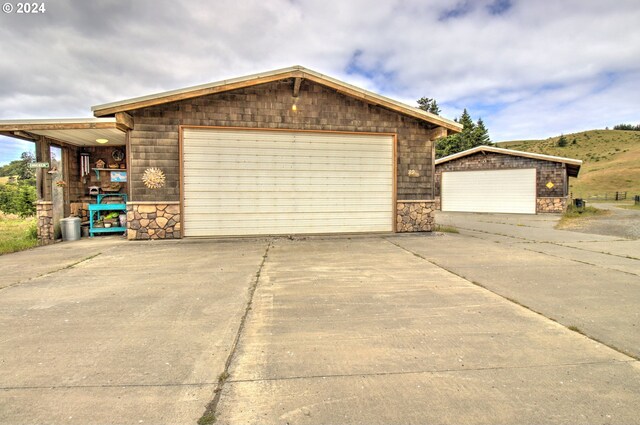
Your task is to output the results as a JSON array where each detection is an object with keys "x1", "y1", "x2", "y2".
[
  {"x1": 0, "y1": 252, "x2": 102, "y2": 292},
  {"x1": 0, "y1": 382, "x2": 219, "y2": 390},
  {"x1": 385, "y1": 237, "x2": 640, "y2": 362},
  {"x1": 522, "y1": 244, "x2": 640, "y2": 278},
  {"x1": 197, "y1": 239, "x2": 273, "y2": 423},
  {"x1": 225, "y1": 359, "x2": 636, "y2": 385}
]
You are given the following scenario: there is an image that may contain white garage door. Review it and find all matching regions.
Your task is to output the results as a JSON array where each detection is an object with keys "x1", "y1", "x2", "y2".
[
  {"x1": 182, "y1": 128, "x2": 394, "y2": 236},
  {"x1": 441, "y1": 169, "x2": 536, "y2": 214}
]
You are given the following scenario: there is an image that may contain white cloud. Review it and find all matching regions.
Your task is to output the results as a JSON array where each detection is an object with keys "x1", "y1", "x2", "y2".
[{"x1": 0, "y1": 0, "x2": 638, "y2": 155}]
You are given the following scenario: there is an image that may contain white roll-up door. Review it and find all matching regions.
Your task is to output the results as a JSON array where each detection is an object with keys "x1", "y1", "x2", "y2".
[
  {"x1": 441, "y1": 169, "x2": 536, "y2": 214},
  {"x1": 182, "y1": 128, "x2": 394, "y2": 236}
]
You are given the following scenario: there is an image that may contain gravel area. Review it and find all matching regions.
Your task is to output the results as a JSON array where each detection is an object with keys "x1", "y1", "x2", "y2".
[{"x1": 561, "y1": 202, "x2": 640, "y2": 239}]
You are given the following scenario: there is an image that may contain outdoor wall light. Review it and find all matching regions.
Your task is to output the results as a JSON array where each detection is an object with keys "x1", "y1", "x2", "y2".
[{"x1": 96, "y1": 138, "x2": 109, "y2": 144}]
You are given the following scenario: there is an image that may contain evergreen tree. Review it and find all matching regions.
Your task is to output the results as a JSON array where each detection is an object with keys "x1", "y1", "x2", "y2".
[
  {"x1": 557, "y1": 134, "x2": 567, "y2": 147},
  {"x1": 417, "y1": 97, "x2": 441, "y2": 115},
  {"x1": 435, "y1": 109, "x2": 493, "y2": 158},
  {"x1": 474, "y1": 118, "x2": 491, "y2": 145}
]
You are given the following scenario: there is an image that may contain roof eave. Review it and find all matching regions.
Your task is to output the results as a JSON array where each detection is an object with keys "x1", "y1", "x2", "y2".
[
  {"x1": 91, "y1": 66, "x2": 462, "y2": 132},
  {"x1": 435, "y1": 145, "x2": 583, "y2": 169}
]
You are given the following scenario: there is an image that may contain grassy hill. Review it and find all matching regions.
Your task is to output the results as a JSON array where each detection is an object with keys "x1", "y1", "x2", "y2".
[{"x1": 497, "y1": 130, "x2": 640, "y2": 198}]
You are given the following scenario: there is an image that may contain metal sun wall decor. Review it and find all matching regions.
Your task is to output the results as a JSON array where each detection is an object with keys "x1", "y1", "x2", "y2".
[{"x1": 142, "y1": 167, "x2": 166, "y2": 189}]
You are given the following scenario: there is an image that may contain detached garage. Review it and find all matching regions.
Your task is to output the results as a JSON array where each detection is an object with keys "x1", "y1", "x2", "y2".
[{"x1": 435, "y1": 146, "x2": 582, "y2": 214}]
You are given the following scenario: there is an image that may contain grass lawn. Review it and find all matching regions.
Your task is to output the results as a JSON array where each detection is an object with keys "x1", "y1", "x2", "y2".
[
  {"x1": 0, "y1": 213, "x2": 38, "y2": 255},
  {"x1": 556, "y1": 204, "x2": 610, "y2": 229}
]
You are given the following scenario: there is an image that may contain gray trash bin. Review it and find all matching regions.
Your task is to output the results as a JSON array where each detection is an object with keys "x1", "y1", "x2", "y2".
[{"x1": 60, "y1": 217, "x2": 82, "y2": 241}]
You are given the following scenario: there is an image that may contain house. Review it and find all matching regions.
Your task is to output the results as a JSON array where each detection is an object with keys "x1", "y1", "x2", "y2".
[
  {"x1": 435, "y1": 145, "x2": 582, "y2": 214},
  {"x1": 0, "y1": 66, "x2": 462, "y2": 244}
]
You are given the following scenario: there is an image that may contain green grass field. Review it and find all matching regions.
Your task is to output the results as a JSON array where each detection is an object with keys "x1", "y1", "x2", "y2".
[
  {"x1": 497, "y1": 130, "x2": 640, "y2": 198},
  {"x1": 0, "y1": 213, "x2": 38, "y2": 255}
]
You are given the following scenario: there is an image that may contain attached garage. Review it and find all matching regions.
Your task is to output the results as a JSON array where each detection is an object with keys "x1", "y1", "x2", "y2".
[
  {"x1": 435, "y1": 146, "x2": 582, "y2": 214},
  {"x1": 441, "y1": 168, "x2": 536, "y2": 214},
  {"x1": 0, "y1": 65, "x2": 464, "y2": 242},
  {"x1": 182, "y1": 128, "x2": 394, "y2": 236}
]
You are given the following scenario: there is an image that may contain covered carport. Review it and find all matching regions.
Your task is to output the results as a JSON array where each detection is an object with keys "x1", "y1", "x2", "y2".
[{"x1": 0, "y1": 117, "x2": 129, "y2": 243}]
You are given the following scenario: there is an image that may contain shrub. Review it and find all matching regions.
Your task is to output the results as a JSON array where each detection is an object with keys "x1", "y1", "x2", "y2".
[{"x1": 0, "y1": 183, "x2": 36, "y2": 216}]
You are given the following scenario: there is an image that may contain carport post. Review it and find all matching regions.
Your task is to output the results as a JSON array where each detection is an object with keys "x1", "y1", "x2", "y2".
[
  {"x1": 35, "y1": 136, "x2": 52, "y2": 202},
  {"x1": 35, "y1": 136, "x2": 54, "y2": 245}
]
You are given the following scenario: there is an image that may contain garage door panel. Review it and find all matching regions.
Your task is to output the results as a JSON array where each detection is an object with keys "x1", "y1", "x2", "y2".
[
  {"x1": 182, "y1": 129, "x2": 394, "y2": 236},
  {"x1": 184, "y1": 139, "x2": 391, "y2": 152},
  {"x1": 184, "y1": 168, "x2": 392, "y2": 178},
  {"x1": 442, "y1": 169, "x2": 536, "y2": 214},
  {"x1": 184, "y1": 152, "x2": 388, "y2": 165},
  {"x1": 185, "y1": 204, "x2": 392, "y2": 214},
  {"x1": 184, "y1": 184, "x2": 392, "y2": 193}
]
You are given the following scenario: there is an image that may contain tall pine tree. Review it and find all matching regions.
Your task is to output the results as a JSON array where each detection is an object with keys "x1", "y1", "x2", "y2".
[
  {"x1": 435, "y1": 109, "x2": 493, "y2": 158},
  {"x1": 474, "y1": 118, "x2": 491, "y2": 145},
  {"x1": 417, "y1": 97, "x2": 441, "y2": 115}
]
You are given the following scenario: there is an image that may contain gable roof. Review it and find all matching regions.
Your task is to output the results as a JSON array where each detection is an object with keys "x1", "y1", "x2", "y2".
[
  {"x1": 91, "y1": 65, "x2": 462, "y2": 133},
  {"x1": 435, "y1": 145, "x2": 582, "y2": 177}
]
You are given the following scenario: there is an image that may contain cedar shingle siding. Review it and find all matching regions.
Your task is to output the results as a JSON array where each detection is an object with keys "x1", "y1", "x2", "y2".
[
  {"x1": 435, "y1": 151, "x2": 567, "y2": 198},
  {"x1": 128, "y1": 79, "x2": 439, "y2": 202}
]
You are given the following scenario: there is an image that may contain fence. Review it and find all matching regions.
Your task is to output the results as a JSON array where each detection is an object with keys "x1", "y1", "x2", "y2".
[{"x1": 586, "y1": 192, "x2": 628, "y2": 201}]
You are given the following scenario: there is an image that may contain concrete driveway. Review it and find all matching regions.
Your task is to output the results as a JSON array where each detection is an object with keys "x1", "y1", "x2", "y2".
[
  {"x1": 435, "y1": 211, "x2": 640, "y2": 358},
  {"x1": 1, "y1": 228, "x2": 639, "y2": 424}
]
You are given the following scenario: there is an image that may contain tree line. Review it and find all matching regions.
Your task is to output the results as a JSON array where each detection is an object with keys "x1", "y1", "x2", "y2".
[
  {"x1": 417, "y1": 97, "x2": 492, "y2": 158},
  {"x1": 0, "y1": 152, "x2": 36, "y2": 216},
  {"x1": 613, "y1": 123, "x2": 640, "y2": 131}
]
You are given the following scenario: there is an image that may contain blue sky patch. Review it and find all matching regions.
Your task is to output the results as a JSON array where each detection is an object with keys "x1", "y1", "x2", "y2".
[
  {"x1": 439, "y1": 1, "x2": 473, "y2": 21},
  {"x1": 487, "y1": 0, "x2": 513, "y2": 16}
]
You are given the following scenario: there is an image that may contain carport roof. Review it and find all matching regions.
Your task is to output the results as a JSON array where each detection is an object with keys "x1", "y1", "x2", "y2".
[
  {"x1": 0, "y1": 118, "x2": 127, "y2": 146},
  {"x1": 435, "y1": 145, "x2": 583, "y2": 177},
  {"x1": 91, "y1": 65, "x2": 463, "y2": 133}
]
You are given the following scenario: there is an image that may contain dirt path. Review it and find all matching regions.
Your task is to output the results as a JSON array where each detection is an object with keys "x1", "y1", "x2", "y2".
[{"x1": 560, "y1": 202, "x2": 640, "y2": 240}]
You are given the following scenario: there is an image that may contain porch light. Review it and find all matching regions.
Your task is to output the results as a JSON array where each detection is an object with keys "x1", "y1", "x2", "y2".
[{"x1": 96, "y1": 138, "x2": 109, "y2": 144}]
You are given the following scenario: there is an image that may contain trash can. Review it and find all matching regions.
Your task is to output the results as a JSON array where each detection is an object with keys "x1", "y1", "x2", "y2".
[
  {"x1": 60, "y1": 216, "x2": 82, "y2": 241},
  {"x1": 573, "y1": 198, "x2": 584, "y2": 209}
]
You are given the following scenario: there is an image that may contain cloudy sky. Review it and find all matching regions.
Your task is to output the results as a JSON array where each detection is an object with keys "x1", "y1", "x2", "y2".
[{"x1": 1, "y1": 0, "x2": 639, "y2": 164}]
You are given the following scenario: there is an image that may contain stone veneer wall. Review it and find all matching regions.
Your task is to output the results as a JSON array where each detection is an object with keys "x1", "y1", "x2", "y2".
[
  {"x1": 537, "y1": 197, "x2": 568, "y2": 213},
  {"x1": 126, "y1": 202, "x2": 181, "y2": 240},
  {"x1": 36, "y1": 201, "x2": 55, "y2": 245},
  {"x1": 396, "y1": 201, "x2": 435, "y2": 232}
]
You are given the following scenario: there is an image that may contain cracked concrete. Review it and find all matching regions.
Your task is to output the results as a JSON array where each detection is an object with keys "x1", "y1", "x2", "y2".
[
  {"x1": 214, "y1": 237, "x2": 640, "y2": 424},
  {"x1": 0, "y1": 238, "x2": 269, "y2": 424},
  {"x1": 418, "y1": 211, "x2": 640, "y2": 359},
  {"x1": 1, "y1": 222, "x2": 639, "y2": 424}
]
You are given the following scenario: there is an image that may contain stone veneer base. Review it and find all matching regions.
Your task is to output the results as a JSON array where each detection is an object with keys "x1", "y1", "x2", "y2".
[
  {"x1": 435, "y1": 196, "x2": 568, "y2": 214},
  {"x1": 537, "y1": 197, "x2": 568, "y2": 213},
  {"x1": 126, "y1": 201, "x2": 437, "y2": 238},
  {"x1": 36, "y1": 201, "x2": 54, "y2": 245},
  {"x1": 127, "y1": 202, "x2": 181, "y2": 240},
  {"x1": 396, "y1": 200, "x2": 435, "y2": 232}
]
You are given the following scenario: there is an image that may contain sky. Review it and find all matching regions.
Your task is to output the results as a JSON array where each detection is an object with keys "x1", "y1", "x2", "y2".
[{"x1": 0, "y1": 0, "x2": 639, "y2": 165}]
